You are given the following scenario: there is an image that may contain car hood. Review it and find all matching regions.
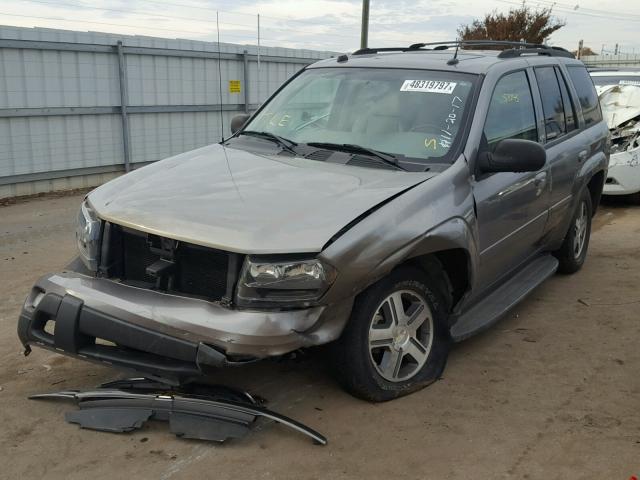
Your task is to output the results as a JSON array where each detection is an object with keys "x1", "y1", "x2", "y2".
[
  {"x1": 89, "y1": 144, "x2": 434, "y2": 254},
  {"x1": 598, "y1": 84, "x2": 640, "y2": 128}
]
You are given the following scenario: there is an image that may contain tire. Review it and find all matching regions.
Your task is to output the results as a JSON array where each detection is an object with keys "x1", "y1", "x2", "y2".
[
  {"x1": 553, "y1": 188, "x2": 593, "y2": 274},
  {"x1": 330, "y1": 266, "x2": 451, "y2": 402}
]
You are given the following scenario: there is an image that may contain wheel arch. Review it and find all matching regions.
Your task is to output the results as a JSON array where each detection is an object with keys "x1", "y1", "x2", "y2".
[
  {"x1": 586, "y1": 169, "x2": 605, "y2": 215},
  {"x1": 401, "y1": 248, "x2": 471, "y2": 314},
  {"x1": 316, "y1": 215, "x2": 477, "y2": 345}
]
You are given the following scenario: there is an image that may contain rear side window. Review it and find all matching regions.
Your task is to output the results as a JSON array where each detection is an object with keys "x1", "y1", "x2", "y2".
[
  {"x1": 534, "y1": 67, "x2": 566, "y2": 140},
  {"x1": 556, "y1": 68, "x2": 577, "y2": 133},
  {"x1": 484, "y1": 71, "x2": 538, "y2": 152},
  {"x1": 567, "y1": 66, "x2": 602, "y2": 126}
]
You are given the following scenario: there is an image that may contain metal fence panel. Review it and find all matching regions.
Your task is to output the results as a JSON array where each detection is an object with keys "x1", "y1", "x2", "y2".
[
  {"x1": 582, "y1": 54, "x2": 640, "y2": 68},
  {"x1": 0, "y1": 114, "x2": 124, "y2": 177},
  {"x1": 0, "y1": 26, "x2": 336, "y2": 198},
  {"x1": 0, "y1": 48, "x2": 121, "y2": 108},
  {"x1": 128, "y1": 111, "x2": 235, "y2": 164}
]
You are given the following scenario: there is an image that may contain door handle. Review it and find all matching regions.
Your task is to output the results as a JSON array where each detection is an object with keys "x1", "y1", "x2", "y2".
[
  {"x1": 534, "y1": 172, "x2": 547, "y2": 184},
  {"x1": 578, "y1": 150, "x2": 588, "y2": 162},
  {"x1": 534, "y1": 172, "x2": 547, "y2": 195}
]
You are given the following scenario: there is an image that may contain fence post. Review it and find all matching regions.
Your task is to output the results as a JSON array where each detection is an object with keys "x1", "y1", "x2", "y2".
[
  {"x1": 243, "y1": 50, "x2": 250, "y2": 113},
  {"x1": 116, "y1": 41, "x2": 132, "y2": 172}
]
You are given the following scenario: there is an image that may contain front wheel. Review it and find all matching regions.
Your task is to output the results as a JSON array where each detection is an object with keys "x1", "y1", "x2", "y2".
[
  {"x1": 330, "y1": 266, "x2": 451, "y2": 402},
  {"x1": 554, "y1": 188, "x2": 593, "y2": 274}
]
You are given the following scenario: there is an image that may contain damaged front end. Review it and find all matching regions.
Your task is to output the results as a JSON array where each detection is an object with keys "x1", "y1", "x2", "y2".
[
  {"x1": 598, "y1": 84, "x2": 640, "y2": 196},
  {"x1": 609, "y1": 118, "x2": 640, "y2": 156},
  {"x1": 17, "y1": 138, "x2": 434, "y2": 382}
]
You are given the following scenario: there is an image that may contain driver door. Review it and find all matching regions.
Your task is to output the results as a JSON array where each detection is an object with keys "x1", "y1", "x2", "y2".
[{"x1": 473, "y1": 70, "x2": 550, "y2": 288}]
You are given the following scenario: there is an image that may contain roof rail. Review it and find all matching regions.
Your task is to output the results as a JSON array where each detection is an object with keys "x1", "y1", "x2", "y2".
[
  {"x1": 498, "y1": 45, "x2": 574, "y2": 59},
  {"x1": 352, "y1": 46, "x2": 418, "y2": 55},
  {"x1": 352, "y1": 40, "x2": 575, "y2": 59}
]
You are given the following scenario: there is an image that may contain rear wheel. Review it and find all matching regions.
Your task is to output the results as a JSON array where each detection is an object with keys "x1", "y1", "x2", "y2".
[
  {"x1": 330, "y1": 266, "x2": 450, "y2": 402},
  {"x1": 554, "y1": 188, "x2": 592, "y2": 274}
]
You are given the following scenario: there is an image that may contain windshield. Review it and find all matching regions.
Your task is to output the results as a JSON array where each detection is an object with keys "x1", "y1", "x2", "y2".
[{"x1": 242, "y1": 68, "x2": 477, "y2": 164}]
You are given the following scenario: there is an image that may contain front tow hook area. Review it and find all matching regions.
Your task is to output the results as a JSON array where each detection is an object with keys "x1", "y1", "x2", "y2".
[{"x1": 18, "y1": 291, "x2": 257, "y2": 384}]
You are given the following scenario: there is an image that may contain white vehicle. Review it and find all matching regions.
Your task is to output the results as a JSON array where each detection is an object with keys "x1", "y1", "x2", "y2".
[{"x1": 591, "y1": 70, "x2": 640, "y2": 202}]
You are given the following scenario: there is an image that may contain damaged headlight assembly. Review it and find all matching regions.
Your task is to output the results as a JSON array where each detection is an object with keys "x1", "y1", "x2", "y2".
[
  {"x1": 236, "y1": 256, "x2": 336, "y2": 308},
  {"x1": 75, "y1": 199, "x2": 102, "y2": 272}
]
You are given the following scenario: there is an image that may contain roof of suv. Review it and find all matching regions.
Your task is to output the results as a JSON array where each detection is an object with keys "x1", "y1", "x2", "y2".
[{"x1": 309, "y1": 46, "x2": 582, "y2": 75}]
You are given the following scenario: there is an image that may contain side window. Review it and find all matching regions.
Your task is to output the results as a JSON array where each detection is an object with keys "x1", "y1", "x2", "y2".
[
  {"x1": 556, "y1": 67, "x2": 577, "y2": 133},
  {"x1": 567, "y1": 66, "x2": 602, "y2": 126},
  {"x1": 484, "y1": 71, "x2": 538, "y2": 152},
  {"x1": 534, "y1": 66, "x2": 566, "y2": 140}
]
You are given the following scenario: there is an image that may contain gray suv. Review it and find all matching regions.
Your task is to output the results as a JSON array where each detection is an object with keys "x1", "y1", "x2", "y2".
[{"x1": 18, "y1": 41, "x2": 608, "y2": 401}]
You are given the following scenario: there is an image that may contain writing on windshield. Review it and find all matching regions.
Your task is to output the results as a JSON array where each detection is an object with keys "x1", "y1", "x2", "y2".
[{"x1": 244, "y1": 68, "x2": 476, "y2": 164}]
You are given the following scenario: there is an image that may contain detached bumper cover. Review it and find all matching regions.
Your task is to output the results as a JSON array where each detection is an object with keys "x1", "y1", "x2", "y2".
[
  {"x1": 30, "y1": 388, "x2": 327, "y2": 445},
  {"x1": 18, "y1": 272, "x2": 326, "y2": 382}
]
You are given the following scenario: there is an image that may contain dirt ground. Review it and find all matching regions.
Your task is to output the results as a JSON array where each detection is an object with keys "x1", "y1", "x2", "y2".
[{"x1": 0, "y1": 193, "x2": 639, "y2": 480}]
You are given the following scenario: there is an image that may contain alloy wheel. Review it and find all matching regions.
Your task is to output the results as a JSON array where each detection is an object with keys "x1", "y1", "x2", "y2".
[
  {"x1": 368, "y1": 289, "x2": 434, "y2": 382},
  {"x1": 573, "y1": 200, "x2": 588, "y2": 259}
]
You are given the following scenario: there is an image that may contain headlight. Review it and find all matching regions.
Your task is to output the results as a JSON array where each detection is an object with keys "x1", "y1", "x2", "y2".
[
  {"x1": 75, "y1": 199, "x2": 102, "y2": 272},
  {"x1": 236, "y1": 256, "x2": 336, "y2": 308}
]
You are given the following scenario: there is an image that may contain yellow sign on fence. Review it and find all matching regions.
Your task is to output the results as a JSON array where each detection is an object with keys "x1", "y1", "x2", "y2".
[{"x1": 229, "y1": 80, "x2": 241, "y2": 93}]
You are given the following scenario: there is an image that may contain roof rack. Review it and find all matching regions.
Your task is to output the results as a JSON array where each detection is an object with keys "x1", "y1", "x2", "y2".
[
  {"x1": 497, "y1": 46, "x2": 574, "y2": 58},
  {"x1": 352, "y1": 40, "x2": 575, "y2": 59}
]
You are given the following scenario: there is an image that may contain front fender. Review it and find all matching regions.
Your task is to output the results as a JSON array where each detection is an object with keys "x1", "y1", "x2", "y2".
[
  {"x1": 319, "y1": 158, "x2": 477, "y2": 305},
  {"x1": 305, "y1": 158, "x2": 477, "y2": 343}
]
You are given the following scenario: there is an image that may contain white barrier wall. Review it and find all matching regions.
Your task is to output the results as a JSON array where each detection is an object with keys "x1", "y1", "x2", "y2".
[{"x1": 0, "y1": 26, "x2": 336, "y2": 198}]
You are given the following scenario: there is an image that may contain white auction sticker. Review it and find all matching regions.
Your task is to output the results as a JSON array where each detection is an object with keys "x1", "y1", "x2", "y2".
[
  {"x1": 620, "y1": 80, "x2": 640, "y2": 86},
  {"x1": 400, "y1": 80, "x2": 457, "y2": 94}
]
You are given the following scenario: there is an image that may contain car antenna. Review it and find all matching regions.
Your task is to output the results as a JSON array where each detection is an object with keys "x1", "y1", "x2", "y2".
[
  {"x1": 447, "y1": 39, "x2": 460, "y2": 65},
  {"x1": 216, "y1": 11, "x2": 225, "y2": 142}
]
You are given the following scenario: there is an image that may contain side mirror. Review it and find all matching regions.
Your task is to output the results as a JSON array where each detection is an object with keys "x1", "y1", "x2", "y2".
[
  {"x1": 478, "y1": 139, "x2": 546, "y2": 173},
  {"x1": 230, "y1": 114, "x2": 251, "y2": 135}
]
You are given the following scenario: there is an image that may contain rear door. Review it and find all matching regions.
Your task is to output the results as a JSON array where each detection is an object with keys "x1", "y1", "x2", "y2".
[
  {"x1": 532, "y1": 65, "x2": 584, "y2": 233},
  {"x1": 473, "y1": 69, "x2": 550, "y2": 287}
]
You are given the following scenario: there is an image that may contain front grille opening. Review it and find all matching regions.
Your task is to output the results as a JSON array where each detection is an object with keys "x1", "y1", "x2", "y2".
[
  {"x1": 103, "y1": 226, "x2": 241, "y2": 303},
  {"x1": 122, "y1": 231, "x2": 160, "y2": 284},
  {"x1": 177, "y1": 243, "x2": 229, "y2": 298}
]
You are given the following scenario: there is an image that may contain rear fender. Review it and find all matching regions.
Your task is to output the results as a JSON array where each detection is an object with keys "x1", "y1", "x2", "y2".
[{"x1": 548, "y1": 152, "x2": 607, "y2": 249}]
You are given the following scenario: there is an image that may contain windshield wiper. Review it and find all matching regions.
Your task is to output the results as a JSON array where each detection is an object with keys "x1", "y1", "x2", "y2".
[
  {"x1": 305, "y1": 142, "x2": 406, "y2": 171},
  {"x1": 238, "y1": 131, "x2": 298, "y2": 155}
]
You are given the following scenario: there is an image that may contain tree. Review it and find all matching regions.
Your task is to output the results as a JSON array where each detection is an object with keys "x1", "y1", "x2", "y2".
[
  {"x1": 458, "y1": 4, "x2": 565, "y2": 46},
  {"x1": 572, "y1": 46, "x2": 597, "y2": 57}
]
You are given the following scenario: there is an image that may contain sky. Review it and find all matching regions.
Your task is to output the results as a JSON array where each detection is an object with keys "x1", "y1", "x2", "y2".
[{"x1": 0, "y1": 0, "x2": 639, "y2": 54}]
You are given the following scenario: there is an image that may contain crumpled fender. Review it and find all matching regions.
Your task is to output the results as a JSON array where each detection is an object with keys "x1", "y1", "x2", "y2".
[{"x1": 307, "y1": 158, "x2": 477, "y2": 342}]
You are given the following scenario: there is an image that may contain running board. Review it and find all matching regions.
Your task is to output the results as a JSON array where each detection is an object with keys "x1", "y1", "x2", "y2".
[{"x1": 450, "y1": 255, "x2": 559, "y2": 342}]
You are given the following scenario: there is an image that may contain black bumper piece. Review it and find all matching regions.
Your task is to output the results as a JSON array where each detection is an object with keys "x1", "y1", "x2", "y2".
[
  {"x1": 18, "y1": 293, "x2": 239, "y2": 384},
  {"x1": 30, "y1": 388, "x2": 327, "y2": 445}
]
